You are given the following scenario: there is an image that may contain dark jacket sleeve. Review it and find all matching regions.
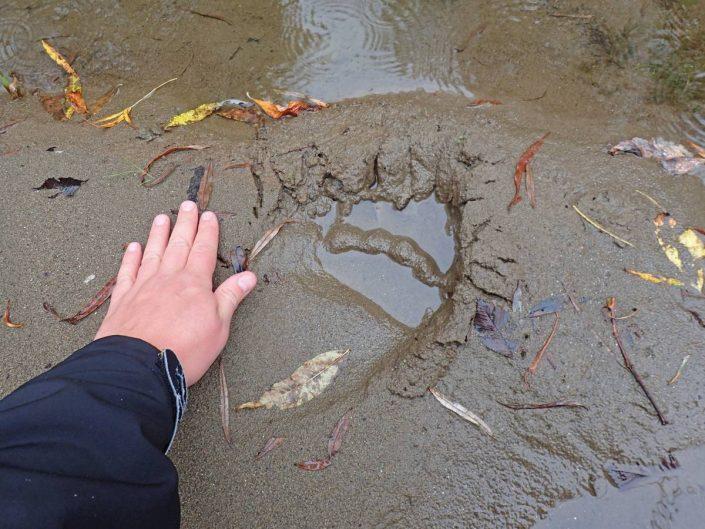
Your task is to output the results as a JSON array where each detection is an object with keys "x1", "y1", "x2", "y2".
[{"x1": 0, "y1": 335, "x2": 188, "y2": 529}]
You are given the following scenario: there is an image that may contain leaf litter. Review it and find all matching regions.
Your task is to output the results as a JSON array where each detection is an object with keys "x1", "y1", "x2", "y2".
[
  {"x1": 1, "y1": 70, "x2": 22, "y2": 100},
  {"x1": 248, "y1": 220, "x2": 296, "y2": 263},
  {"x1": 94, "y1": 78, "x2": 177, "y2": 128},
  {"x1": 41, "y1": 40, "x2": 88, "y2": 119},
  {"x1": 43, "y1": 275, "x2": 116, "y2": 325},
  {"x1": 667, "y1": 354, "x2": 690, "y2": 385},
  {"x1": 625, "y1": 269, "x2": 684, "y2": 287},
  {"x1": 573, "y1": 204, "x2": 634, "y2": 247},
  {"x1": 164, "y1": 99, "x2": 259, "y2": 129},
  {"x1": 247, "y1": 93, "x2": 328, "y2": 119},
  {"x1": 523, "y1": 312, "x2": 560, "y2": 385},
  {"x1": 2, "y1": 300, "x2": 24, "y2": 329},
  {"x1": 296, "y1": 410, "x2": 352, "y2": 471},
  {"x1": 236, "y1": 349, "x2": 350, "y2": 411},
  {"x1": 610, "y1": 137, "x2": 705, "y2": 176},
  {"x1": 429, "y1": 387, "x2": 493, "y2": 437},
  {"x1": 141, "y1": 145, "x2": 209, "y2": 186}
]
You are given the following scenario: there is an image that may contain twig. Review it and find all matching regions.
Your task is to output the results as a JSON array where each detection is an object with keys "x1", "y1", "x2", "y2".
[
  {"x1": 189, "y1": 9, "x2": 233, "y2": 25},
  {"x1": 497, "y1": 400, "x2": 587, "y2": 410},
  {"x1": 635, "y1": 189, "x2": 665, "y2": 211},
  {"x1": 573, "y1": 205, "x2": 634, "y2": 247},
  {"x1": 605, "y1": 297, "x2": 668, "y2": 425},
  {"x1": 523, "y1": 313, "x2": 560, "y2": 385},
  {"x1": 667, "y1": 355, "x2": 690, "y2": 385},
  {"x1": 549, "y1": 13, "x2": 593, "y2": 19}
]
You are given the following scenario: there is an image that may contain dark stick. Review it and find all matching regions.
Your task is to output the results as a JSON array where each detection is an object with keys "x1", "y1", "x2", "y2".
[
  {"x1": 606, "y1": 297, "x2": 668, "y2": 425},
  {"x1": 497, "y1": 400, "x2": 587, "y2": 411}
]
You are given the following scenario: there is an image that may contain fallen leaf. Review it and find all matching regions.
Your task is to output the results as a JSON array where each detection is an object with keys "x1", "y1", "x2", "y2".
[
  {"x1": 93, "y1": 77, "x2": 177, "y2": 128},
  {"x1": 216, "y1": 107, "x2": 261, "y2": 124},
  {"x1": 678, "y1": 229, "x2": 705, "y2": 260},
  {"x1": 236, "y1": 349, "x2": 350, "y2": 410},
  {"x1": 429, "y1": 387, "x2": 493, "y2": 437},
  {"x1": 686, "y1": 140, "x2": 705, "y2": 159},
  {"x1": 141, "y1": 145, "x2": 209, "y2": 184},
  {"x1": 0, "y1": 119, "x2": 23, "y2": 135},
  {"x1": 2, "y1": 300, "x2": 24, "y2": 329},
  {"x1": 197, "y1": 162, "x2": 214, "y2": 209},
  {"x1": 41, "y1": 40, "x2": 87, "y2": 118},
  {"x1": 625, "y1": 269, "x2": 684, "y2": 287},
  {"x1": 255, "y1": 436, "x2": 285, "y2": 460},
  {"x1": 165, "y1": 102, "x2": 220, "y2": 129},
  {"x1": 508, "y1": 132, "x2": 549, "y2": 210},
  {"x1": 219, "y1": 357, "x2": 231, "y2": 444},
  {"x1": 295, "y1": 458, "x2": 332, "y2": 471},
  {"x1": 528, "y1": 295, "x2": 565, "y2": 317},
  {"x1": 33, "y1": 177, "x2": 86, "y2": 198},
  {"x1": 247, "y1": 93, "x2": 326, "y2": 119},
  {"x1": 468, "y1": 98, "x2": 502, "y2": 106},
  {"x1": 327, "y1": 410, "x2": 352, "y2": 458},
  {"x1": 249, "y1": 220, "x2": 296, "y2": 263},
  {"x1": 40, "y1": 93, "x2": 67, "y2": 120},
  {"x1": 696, "y1": 268, "x2": 704, "y2": 292},
  {"x1": 606, "y1": 454, "x2": 679, "y2": 491},
  {"x1": 186, "y1": 166, "x2": 205, "y2": 202},
  {"x1": 610, "y1": 137, "x2": 705, "y2": 176},
  {"x1": 43, "y1": 275, "x2": 116, "y2": 324},
  {"x1": 473, "y1": 299, "x2": 517, "y2": 357},
  {"x1": 90, "y1": 85, "x2": 120, "y2": 115}
]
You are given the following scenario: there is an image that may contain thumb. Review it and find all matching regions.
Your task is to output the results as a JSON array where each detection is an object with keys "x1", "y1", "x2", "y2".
[{"x1": 215, "y1": 271, "x2": 257, "y2": 322}]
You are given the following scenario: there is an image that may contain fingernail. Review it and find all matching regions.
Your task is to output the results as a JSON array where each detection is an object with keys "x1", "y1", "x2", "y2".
[
  {"x1": 202, "y1": 211, "x2": 215, "y2": 221},
  {"x1": 126, "y1": 242, "x2": 140, "y2": 253},
  {"x1": 154, "y1": 214, "x2": 168, "y2": 226},
  {"x1": 236, "y1": 272, "x2": 257, "y2": 295},
  {"x1": 181, "y1": 200, "x2": 196, "y2": 211}
]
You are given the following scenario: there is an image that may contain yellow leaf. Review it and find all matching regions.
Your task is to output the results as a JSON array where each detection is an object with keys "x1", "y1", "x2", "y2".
[
  {"x1": 92, "y1": 78, "x2": 177, "y2": 129},
  {"x1": 625, "y1": 269, "x2": 684, "y2": 287},
  {"x1": 678, "y1": 229, "x2": 705, "y2": 259},
  {"x1": 164, "y1": 102, "x2": 220, "y2": 129},
  {"x1": 236, "y1": 349, "x2": 350, "y2": 410},
  {"x1": 41, "y1": 40, "x2": 78, "y2": 76}
]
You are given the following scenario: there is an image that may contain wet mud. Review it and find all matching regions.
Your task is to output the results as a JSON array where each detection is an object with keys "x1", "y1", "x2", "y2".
[{"x1": 2, "y1": 0, "x2": 705, "y2": 528}]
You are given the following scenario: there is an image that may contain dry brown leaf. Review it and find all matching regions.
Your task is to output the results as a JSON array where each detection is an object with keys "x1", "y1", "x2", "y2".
[
  {"x1": 2, "y1": 300, "x2": 24, "y2": 329},
  {"x1": 327, "y1": 410, "x2": 352, "y2": 458},
  {"x1": 236, "y1": 349, "x2": 350, "y2": 411},
  {"x1": 219, "y1": 357, "x2": 231, "y2": 444},
  {"x1": 247, "y1": 93, "x2": 326, "y2": 119},
  {"x1": 216, "y1": 107, "x2": 262, "y2": 124},
  {"x1": 255, "y1": 437, "x2": 285, "y2": 460},
  {"x1": 429, "y1": 387, "x2": 493, "y2": 437},
  {"x1": 43, "y1": 276, "x2": 116, "y2": 324},
  {"x1": 295, "y1": 458, "x2": 332, "y2": 471},
  {"x1": 249, "y1": 220, "x2": 296, "y2": 263},
  {"x1": 90, "y1": 85, "x2": 121, "y2": 116},
  {"x1": 197, "y1": 162, "x2": 214, "y2": 210},
  {"x1": 141, "y1": 145, "x2": 209, "y2": 183},
  {"x1": 40, "y1": 93, "x2": 67, "y2": 121}
]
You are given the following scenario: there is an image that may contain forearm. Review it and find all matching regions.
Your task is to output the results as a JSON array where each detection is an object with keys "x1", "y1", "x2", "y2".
[{"x1": 0, "y1": 335, "x2": 187, "y2": 529}]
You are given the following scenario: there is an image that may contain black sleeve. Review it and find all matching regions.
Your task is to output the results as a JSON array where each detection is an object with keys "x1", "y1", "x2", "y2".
[{"x1": 0, "y1": 335, "x2": 188, "y2": 529}]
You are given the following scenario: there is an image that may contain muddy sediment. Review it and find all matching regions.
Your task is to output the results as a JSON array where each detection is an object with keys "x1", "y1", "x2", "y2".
[{"x1": 2, "y1": 0, "x2": 705, "y2": 527}]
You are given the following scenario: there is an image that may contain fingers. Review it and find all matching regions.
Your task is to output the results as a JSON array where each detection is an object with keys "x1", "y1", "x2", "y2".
[
  {"x1": 186, "y1": 211, "x2": 219, "y2": 279},
  {"x1": 108, "y1": 242, "x2": 142, "y2": 314},
  {"x1": 160, "y1": 201, "x2": 199, "y2": 274},
  {"x1": 136, "y1": 214, "x2": 171, "y2": 283},
  {"x1": 214, "y1": 271, "x2": 257, "y2": 322}
]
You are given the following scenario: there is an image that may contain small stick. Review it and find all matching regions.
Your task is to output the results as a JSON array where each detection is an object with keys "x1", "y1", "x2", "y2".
[
  {"x1": 605, "y1": 297, "x2": 668, "y2": 425},
  {"x1": 635, "y1": 189, "x2": 665, "y2": 211},
  {"x1": 549, "y1": 13, "x2": 593, "y2": 19},
  {"x1": 573, "y1": 205, "x2": 634, "y2": 247},
  {"x1": 497, "y1": 400, "x2": 587, "y2": 410},
  {"x1": 667, "y1": 354, "x2": 690, "y2": 385},
  {"x1": 524, "y1": 313, "x2": 560, "y2": 385}
]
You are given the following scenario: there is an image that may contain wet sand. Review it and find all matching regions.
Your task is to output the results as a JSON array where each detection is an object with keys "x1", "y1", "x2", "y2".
[{"x1": 2, "y1": 1, "x2": 705, "y2": 527}]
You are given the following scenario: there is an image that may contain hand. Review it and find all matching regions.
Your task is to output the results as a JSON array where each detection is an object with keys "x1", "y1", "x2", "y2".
[{"x1": 95, "y1": 201, "x2": 257, "y2": 386}]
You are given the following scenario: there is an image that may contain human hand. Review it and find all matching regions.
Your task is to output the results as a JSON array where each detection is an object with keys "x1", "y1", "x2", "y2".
[{"x1": 95, "y1": 200, "x2": 257, "y2": 386}]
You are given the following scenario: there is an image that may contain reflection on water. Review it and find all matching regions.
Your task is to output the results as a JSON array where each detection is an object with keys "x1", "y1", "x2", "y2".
[
  {"x1": 263, "y1": 0, "x2": 475, "y2": 101},
  {"x1": 315, "y1": 197, "x2": 455, "y2": 327},
  {"x1": 534, "y1": 447, "x2": 705, "y2": 529}
]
